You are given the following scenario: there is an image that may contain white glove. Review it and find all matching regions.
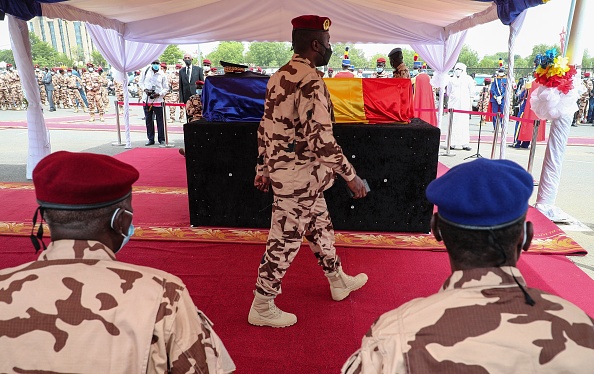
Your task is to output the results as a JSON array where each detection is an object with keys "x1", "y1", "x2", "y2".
[{"x1": 496, "y1": 96, "x2": 502, "y2": 105}]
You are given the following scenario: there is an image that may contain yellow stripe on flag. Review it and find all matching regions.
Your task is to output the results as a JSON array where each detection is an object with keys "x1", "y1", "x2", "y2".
[{"x1": 324, "y1": 78, "x2": 368, "y2": 124}]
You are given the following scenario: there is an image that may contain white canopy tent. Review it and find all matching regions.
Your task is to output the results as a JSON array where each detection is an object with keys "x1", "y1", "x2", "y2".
[{"x1": 7, "y1": 0, "x2": 502, "y2": 178}]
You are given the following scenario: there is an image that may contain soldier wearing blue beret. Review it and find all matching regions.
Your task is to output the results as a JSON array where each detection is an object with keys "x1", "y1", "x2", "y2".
[{"x1": 344, "y1": 159, "x2": 594, "y2": 373}]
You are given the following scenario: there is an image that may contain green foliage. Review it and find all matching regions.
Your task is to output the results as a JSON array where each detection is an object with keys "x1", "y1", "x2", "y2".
[
  {"x1": 206, "y1": 42, "x2": 245, "y2": 66},
  {"x1": 583, "y1": 49, "x2": 594, "y2": 69},
  {"x1": 30, "y1": 33, "x2": 58, "y2": 67},
  {"x1": 369, "y1": 53, "x2": 387, "y2": 67},
  {"x1": 457, "y1": 46, "x2": 479, "y2": 68},
  {"x1": 91, "y1": 50, "x2": 107, "y2": 67},
  {"x1": 401, "y1": 48, "x2": 415, "y2": 69},
  {"x1": 245, "y1": 42, "x2": 293, "y2": 68},
  {"x1": 0, "y1": 49, "x2": 15, "y2": 65},
  {"x1": 328, "y1": 44, "x2": 367, "y2": 69},
  {"x1": 160, "y1": 45, "x2": 185, "y2": 65}
]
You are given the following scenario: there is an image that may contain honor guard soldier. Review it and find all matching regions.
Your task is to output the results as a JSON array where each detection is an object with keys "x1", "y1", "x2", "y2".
[
  {"x1": 249, "y1": 15, "x2": 369, "y2": 328},
  {"x1": 343, "y1": 159, "x2": 594, "y2": 374},
  {"x1": 0, "y1": 151, "x2": 236, "y2": 374},
  {"x1": 373, "y1": 57, "x2": 389, "y2": 78},
  {"x1": 83, "y1": 63, "x2": 105, "y2": 122},
  {"x1": 389, "y1": 47, "x2": 410, "y2": 78}
]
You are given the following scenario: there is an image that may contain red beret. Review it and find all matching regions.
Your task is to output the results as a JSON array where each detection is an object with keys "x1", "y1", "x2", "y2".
[
  {"x1": 585, "y1": 72, "x2": 591, "y2": 78},
  {"x1": 86, "y1": 63, "x2": 94, "y2": 67},
  {"x1": 211, "y1": 67, "x2": 217, "y2": 72},
  {"x1": 203, "y1": 59, "x2": 211, "y2": 65},
  {"x1": 377, "y1": 57, "x2": 386, "y2": 63},
  {"x1": 291, "y1": 15, "x2": 331, "y2": 31},
  {"x1": 195, "y1": 80, "x2": 205, "y2": 86},
  {"x1": 175, "y1": 63, "x2": 182, "y2": 69},
  {"x1": 7, "y1": 63, "x2": 12, "y2": 67},
  {"x1": 160, "y1": 62, "x2": 167, "y2": 67},
  {"x1": 33, "y1": 151, "x2": 139, "y2": 210}
]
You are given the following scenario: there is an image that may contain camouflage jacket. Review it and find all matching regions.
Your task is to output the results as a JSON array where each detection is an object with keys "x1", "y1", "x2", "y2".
[
  {"x1": 0, "y1": 239, "x2": 235, "y2": 374},
  {"x1": 83, "y1": 71, "x2": 102, "y2": 92},
  {"x1": 342, "y1": 267, "x2": 594, "y2": 374},
  {"x1": 186, "y1": 94, "x2": 203, "y2": 122},
  {"x1": 393, "y1": 63, "x2": 410, "y2": 79},
  {"x1": 257, "y1": 54, "x2": 356, "y2": 198}
]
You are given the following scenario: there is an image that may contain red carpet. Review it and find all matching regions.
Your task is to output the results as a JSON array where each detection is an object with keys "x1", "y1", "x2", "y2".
[
  {"x1": 0, "y1": 148, "x2": 586, "y2": 254},
  {"x1": 2, "y1": 236, "x2": 594, "y2": 373}
]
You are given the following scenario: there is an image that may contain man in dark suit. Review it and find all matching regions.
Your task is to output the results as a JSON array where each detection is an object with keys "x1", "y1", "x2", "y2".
[
  {"x1": 179, "y1": 53, "x2": 204, "y2": 104},
  {"x1": 42, "y1": 67, "x2": 56, "y2": 112}
]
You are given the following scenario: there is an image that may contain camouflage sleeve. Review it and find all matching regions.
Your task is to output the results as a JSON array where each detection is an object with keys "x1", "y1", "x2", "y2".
[
  {"x1": 255, "y1": 120, "x2": 269, "y2": 178},
  {"x1": 296, "y1": 75, "x2": 356, "y2": 181},
  {"x1": 167, "y1": 286, "x2": 236, "y2": 373}
]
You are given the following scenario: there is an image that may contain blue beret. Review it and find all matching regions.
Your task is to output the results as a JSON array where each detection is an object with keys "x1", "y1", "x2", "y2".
[{"x1": 426, "y1": 159, "x2": 533, "y2": 229}]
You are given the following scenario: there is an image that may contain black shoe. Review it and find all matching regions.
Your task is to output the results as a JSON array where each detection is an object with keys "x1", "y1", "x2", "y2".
[
  {"x1": 179, "y1": 148, "x2": 186, "y2": 157},
  {"x1": 159, "y1": 141, "x2": 165, "y2": 145},
  {"x1": 49, "y1": 108, "x2": 56, "y2": 112},
  {"x1": 462, "y1": 146, "x2": 472, "y2": 151},
  {"x1": 145, "y1": 140, "x2": 155, "y2": 146},
  {"x1": 571, "y1": 123, "x2": 578, "y2": 127},
  {"x1": 450, "y1": 146, "x2": 456, "y2": 150}
]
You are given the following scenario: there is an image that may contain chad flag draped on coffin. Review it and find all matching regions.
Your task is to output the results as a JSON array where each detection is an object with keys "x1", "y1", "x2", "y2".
[{"x1": 202, "y1": 75, "x2": 414, "y2": 124}]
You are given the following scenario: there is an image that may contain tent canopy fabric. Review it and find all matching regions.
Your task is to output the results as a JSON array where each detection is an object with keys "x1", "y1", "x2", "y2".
[{"x1": 3, "y1": 0, "x2": 497, "y2": 45}]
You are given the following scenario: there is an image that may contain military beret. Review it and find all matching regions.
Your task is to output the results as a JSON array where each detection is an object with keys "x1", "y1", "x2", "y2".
[
  {"x1": 220, "y1": 60, "x2": 247, "y2": 74},
  {"x1": 7, "y1": 63, "x2": 12, "y2": 67},
  {"x1": 211, "y1": 67, "x2": 217, "y2": 72},
  {"x1": 160, "y1": 62, "x2": 167, "y2": 67},
  {"x1": 426, "y1": 159, "x2": 533, "y2": 229},
  {"x1": 195, "y1": 80, "x2": 205, "y2": 86},
  {"x1": 388, "y1": 48, "x2": 402, "y2": 57},
  {"x1": 175, "y1": 63, "x2": 181, "y2": 69},
  {"x1": 34, "y1": 64, "x2": 40, "y2": 68},
  {"x1": 33, "y1": 151, "x2": 139, "y2": 210},
  {"x1": 86, "y1": 62, "x2": 94, "y2": 67},
  {"x1": 585, "y1": 72, "x2": 591, "y2": 78},
  {"x1": 291, "y1": 15, "x2": 331, "y2": 31},
  {"x1": 328, "y1": 68, "x2": 334, "y2": 72},
  {"x1": 203, "y1": 59, "x2": 211, "y2": 65},
  {"x1": 377, "y1": 57, "x2": 386, "y2": 63}
]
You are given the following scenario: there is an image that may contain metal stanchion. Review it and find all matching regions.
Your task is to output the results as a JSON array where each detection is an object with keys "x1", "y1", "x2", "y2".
[
  {"x1": 439, "y1": 108, "x2": 456, "y2": 157},
  {"x1": 160, "y1": 102, "x2": 174, "y2": 148},
  {"x1": 490, "y1": 115, "x2": 501, "y2": 159},
  {"x1": 112, "y1": 100, "x2": 125, "y2": 146},
  {"x1": 527, "y1": 119, "x2": 540, "y2": 186}
]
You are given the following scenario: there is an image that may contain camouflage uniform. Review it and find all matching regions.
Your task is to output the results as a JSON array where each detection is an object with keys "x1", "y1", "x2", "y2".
[
  {"x1": 578, "y1": 79, "x2": 592, "y2": 123},
  {"x1": 393, "y1": 63, "x2": 410, "y2": 79},
  {"x1": 100, "y1": 74, "x2": 110, "y2": 111},
  {"x1": 0, "y1": 239, "x2": 236, "y2": 373},
  {"x1": 0, "y1": 72, "x2": 9, "y2": 110},
  {"x1": 342, "y1": 267, "x2": 594, "y2": 374},
  {"x1": 6, "y1": 69, "x2": 23, "y2": 109},
  {"x1": 114, "y1": 80, "x2": 124, "y2": 110},
  {"x1": 255, "y1": 54, "x2": 357, "y2": 296},
  {"x1": 36, "y1": 70, "x2": 47, "y2": 105},
  {"x1": 167, "y1": 71, "x2": 184, "y2": 121},
  {"x1": 68, "y1": 74, "x2": 87, "y2": 112},
  {"x1": 83, "y1": 70, "x2": 104, "y2": 120},
  {"x1": 55, "y1": 73, "x2": 70, "y2": 109},
  {"x1": 185, "y1": 93, "x2": 203, "y2": 122},
  {"x1": 477, "y1": 83, "x2": 491, "y2": 122}
]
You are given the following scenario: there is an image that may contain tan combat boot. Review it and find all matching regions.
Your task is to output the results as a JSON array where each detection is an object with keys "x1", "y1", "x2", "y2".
[
  {"x1": 73, "y1": 108, "x2": 79, "y2": 113},
  {"x1": 83, "y1": 106, "x2": 88, "y2": 113},
  {"x1": 248, "y1": 291, "x2": 297, "y2": 328},
  {"x1": 99, "y1": 114, "x2": 104, "y2": 122},
  {"x1": 325, "y1": 267, "x2": 368, "y2": 301},
  {"x1": 89, "y1": 114, "x2": 95, "y2": 122}
]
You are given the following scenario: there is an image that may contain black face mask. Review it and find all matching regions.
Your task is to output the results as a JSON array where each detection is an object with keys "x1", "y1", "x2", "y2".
[
  {"x1": 184, "y1": 59, "x2": 191, "y2": 66},
  {"x1": 316, "y1": 41, "x2": 333, "y2": 67}
]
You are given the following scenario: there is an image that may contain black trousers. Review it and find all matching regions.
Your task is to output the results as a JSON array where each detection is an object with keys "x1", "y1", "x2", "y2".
[{"x1": 144, "y1": 104, "x2": 165, "y2": 143}]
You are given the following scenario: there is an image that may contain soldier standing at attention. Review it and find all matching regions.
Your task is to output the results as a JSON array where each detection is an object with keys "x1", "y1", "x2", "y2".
[
  {"x1": 67, "y1": 68, "x2": 88, "y2": 113},
  {"x1": 167, "y1": 63, "x2": 184, "y2": 122},
  {"x1": 389, "y1": 47, "x2": 410, "y2": 79},
  {"x1": 83, "y1": 63, "x2": 104, "y2": 122},
  {"x1": 185, "y1": 80, "x2": 204, "y2": 123},
  {"x1": 249, "y1": 15, "x2": 369, "y2": 328},
  {"x1": 343, "y1": 158, "x2": 594, "y2": 373},
  {"x1": 0, "y1": 151, "x2": 236, "y2": 373},
  {"x1": 372, "y1": 57, "x2": 389, "y2": 78}
]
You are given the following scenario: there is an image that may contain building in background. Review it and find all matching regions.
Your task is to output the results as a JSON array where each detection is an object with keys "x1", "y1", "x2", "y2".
[{"x1": 28, "y1": 17, "x2": 95, "y2": 64}]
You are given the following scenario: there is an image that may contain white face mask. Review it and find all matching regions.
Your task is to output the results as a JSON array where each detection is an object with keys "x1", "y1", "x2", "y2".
[
  {"x1": 455, "y1": 69, "x2": 462, "y2": 77},
  {"x1": 204, "y1": 66, "x2": 211, "y2": 72},
  {"x1": 88, "y1": 68, "x2": 94, "y2": 72},
  {"x1": 110, "y1": 208, "x2": 135, "y2": 251}
]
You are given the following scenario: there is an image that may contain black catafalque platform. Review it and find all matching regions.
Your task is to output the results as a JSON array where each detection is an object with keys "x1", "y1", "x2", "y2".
[{"x1": 183, "y1": 119, "x2": 440, "y2": 233}]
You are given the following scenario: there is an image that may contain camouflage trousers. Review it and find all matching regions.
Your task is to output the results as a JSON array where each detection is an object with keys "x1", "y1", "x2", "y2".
[
  {"x1": 0, "y1": 89, "x2": 9, "y2": 109},
  {"x1": 56, "y1": 88, "x2": 71, "y2": 108},
  {"x1": 165, "y1": 92, "x2": 184, "y2": 121},
  {"x1": 256, "y1": 193, "x2": 341, "y2": 296},
  {"x1": 87, "y1": 90, "x2": 104, "y2": 116},
  {"x1": 102, "y1": 87, "x2": 109, "y2": 109},
  {"x1": 38, "y1": 84, "x2": 46, "y2": 104},
  {"x1": 578, "y1": 97, "x2": 589, "y2": 122},
  {"x1": 69, "y1": 88, "x2": 87, "y2": 109}
]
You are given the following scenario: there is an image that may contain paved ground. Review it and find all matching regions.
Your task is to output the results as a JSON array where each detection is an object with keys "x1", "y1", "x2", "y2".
[{"x1": 1, "y1": 103, "x2": 593, "y2": 279}]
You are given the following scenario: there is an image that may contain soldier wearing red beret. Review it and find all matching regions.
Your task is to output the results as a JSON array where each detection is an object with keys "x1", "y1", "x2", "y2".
[
  {"x1": 249, "y1": 14, "x2": 369, "y2": 328},
  {"x1": 373, "y1": 56, "x2": 389, "y2": 78},
  {"x1": 0, "y1": 151, "x2": 235, "y2": 373}
]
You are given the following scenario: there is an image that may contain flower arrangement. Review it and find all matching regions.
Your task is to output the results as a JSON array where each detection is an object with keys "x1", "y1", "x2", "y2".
[
  {"x1": 533, "y1": 48, "x2": 577, "y2": 94},
  {"x1": 530, "y1": 48, "x2": 583, "y2": 120}
]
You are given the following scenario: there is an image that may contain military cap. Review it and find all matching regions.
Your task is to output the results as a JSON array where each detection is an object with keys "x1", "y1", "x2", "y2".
[
  {"x1": 211, "y1": 67, "x2": 218, "y2": 72},
  {"x1": 328, "y1": 68, "x2": 334, "y2": 72},
  {"x1": 377, "y1": 57, "x2": 386, "y2": 63},
  {"x1": 6, "y1": 63, "x2": 12, "y2": 67},
  {"x1": 195, "y1": 80, "x2": 205, "y2": 86},
  {"x1": 175, "y1": 63, "x2": 181, "y2": 69},
  {"x1": 67, "y1": 68, "x2": 72, "y2": 72},
  {"x1": 220, "y1": 61, "x2": 247, "y2": 74},
  {"x1": 585, "y1": 72, "x2": 591, "y2": 78},
  {"x1": 426, "y1": 159, "x2": 533, "y2": 229},
  {"x1": 86, "y1": 62, "x2": 94, "y2": 67},
  {"x1": 160, "y1": 62, "x2": 167, "y2": 67},
  {"x1": 203, "y1": 59, "x2": 212, "y2": 65},
  {"x1": 34, "y1": 64, "x2": 40, "y2": 68},
  {"x1": 388, "y1": 48, "x2": 402, "y2": 57},
  {"x1": 33, "y1": 151, "x2": 139, "y2": 210},
  {"x1": 291, "y1": 15, "x2": 331, "y2": 31}
]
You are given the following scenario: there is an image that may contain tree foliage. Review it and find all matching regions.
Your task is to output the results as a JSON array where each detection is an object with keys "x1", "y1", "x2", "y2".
[
  {"x1": 160, "y1": 44, "x2": 185, "y2": 65},
  {"x1": 29, "y1": 33, "x2": 58, "y2": 68},
  {"x1": 206, "y1": 42, "x2": 245, "y2": 66},
  {"x1": 245, "y1": 42, "x2": 292, "y2": 68},
  {"x1": 90, "y1": 50, "x2": 106, "y2": 67},
  {"x1": 328, "y1": 44, "x2": 367, "y2": 69},
  {"x1": 0, "y1": 49, "x2": 15, "y2": 65},
  {"x1": 457, "y1": 46, "x2": 479, "y2": 68}
]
